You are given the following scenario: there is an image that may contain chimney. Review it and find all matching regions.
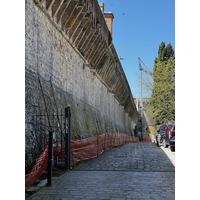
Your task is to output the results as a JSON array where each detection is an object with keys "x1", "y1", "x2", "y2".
[
  {"x1": 99, "y1": 3, "x2": 114, "y2": 36},
  {"x1": 99, "y1": 2, "x2": 104, "y2": 13},
  {"x1": 104, "y1": 12, "x2": 114, "y2": 36}
]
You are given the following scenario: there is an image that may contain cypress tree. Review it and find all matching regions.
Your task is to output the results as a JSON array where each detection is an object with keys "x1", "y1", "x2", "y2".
[{"x1": 151, "y1": 42, "x2": 175, "y2": 124}]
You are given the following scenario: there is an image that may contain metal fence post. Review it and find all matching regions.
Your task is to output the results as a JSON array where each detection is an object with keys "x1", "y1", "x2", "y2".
[
  {"x1": 61, "y1": 111, "x2": 63, "y2": 161},
  {"x1": 65, "y1": 104, "x2": 71, "y2": 170},
  {"x1": 47, "y1": 131, "x2": 53, "y2": 186}
]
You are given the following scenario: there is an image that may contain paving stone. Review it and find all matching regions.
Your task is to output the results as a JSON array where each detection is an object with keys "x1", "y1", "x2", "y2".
[{"x1": 27, "y1": 143, "x2": 175, "y2": 200}]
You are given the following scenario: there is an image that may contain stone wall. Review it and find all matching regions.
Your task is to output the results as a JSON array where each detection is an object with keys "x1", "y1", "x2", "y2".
[{"x1": 25, "y1": 0, "x2": 138, "y2": 170}]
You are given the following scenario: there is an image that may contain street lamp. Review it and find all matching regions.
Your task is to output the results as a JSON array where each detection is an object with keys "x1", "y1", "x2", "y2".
[{"x1": 138, "y1": 57, "x2": 143, "y2": 137}]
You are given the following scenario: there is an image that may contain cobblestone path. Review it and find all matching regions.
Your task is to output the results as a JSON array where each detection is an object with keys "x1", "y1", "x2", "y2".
[{"x1": 27, "y1": 142, "x2": 175, "y2": 200}]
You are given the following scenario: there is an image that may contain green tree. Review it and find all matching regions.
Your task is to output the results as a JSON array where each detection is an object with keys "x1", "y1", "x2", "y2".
[{"x1": 151, "y1": 42, "x2": 175, "y2": 124}]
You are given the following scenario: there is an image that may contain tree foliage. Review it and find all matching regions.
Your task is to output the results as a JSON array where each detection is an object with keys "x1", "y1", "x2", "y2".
[{"x1": 151, "y1": 42, "x2": 175, "y2": 124}]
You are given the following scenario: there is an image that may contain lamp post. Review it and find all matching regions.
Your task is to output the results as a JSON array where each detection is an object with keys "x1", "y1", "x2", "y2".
[
  {"x1": 140, "y1": 67, "x2": 143, "y2": 137},
  {"x1": 138, "y1": 57, "x2": 143, "y2": 137}
]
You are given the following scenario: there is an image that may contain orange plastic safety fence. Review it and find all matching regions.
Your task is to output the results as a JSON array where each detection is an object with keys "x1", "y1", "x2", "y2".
[
  {"x1": 54, "y1": 133, "x2": 152, "y2": 162},
  {"x1": 26, "y1": 133, "x2": 152, "y2": 191},
  {"x1": 25, "y1": 144, "x2": 49, "y2": 191}
]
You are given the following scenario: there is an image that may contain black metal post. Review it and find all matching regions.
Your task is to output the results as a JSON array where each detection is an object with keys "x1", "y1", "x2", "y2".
[
  {"x1": 47, "y1": 131, "x2": 53, "y2": 186},
  {"x1": 97, "y1": 130, "x2": 98, "y2": 157},
  {"x1": 68, "y1": 105, "x2": 71, "y2": 169},
  {"x1": 61, "y1": 111, "x2": 63, "y2": 161},
  {"x1": 65, "y1": 104, "x2": 71, "y2": 170}
]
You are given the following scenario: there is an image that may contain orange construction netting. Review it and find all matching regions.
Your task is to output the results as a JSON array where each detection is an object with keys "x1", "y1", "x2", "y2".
[
  {"x1": 25, "y1": 143, "x2": 49, "y2": 191},
  {"x1": 53, "y1": 133, "x2": 151, "y2": 162},
  {"x1": 25, "y1": 133, "x2": 152, "y2": 191}
]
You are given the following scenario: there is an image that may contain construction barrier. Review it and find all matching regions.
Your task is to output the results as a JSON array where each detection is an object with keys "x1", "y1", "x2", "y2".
[
  {"x1": 25, "y1": 133, "x2": 152, "y2": 191},
  {"x1": 53, "y1": 133, "x2": 151, "y2": 162},
  {"x1": 70, "y1": 133, "x2": 151, "y2": 161},
  {"x1": 25, "y1": 143, "x2": 49, "y2": 191}
]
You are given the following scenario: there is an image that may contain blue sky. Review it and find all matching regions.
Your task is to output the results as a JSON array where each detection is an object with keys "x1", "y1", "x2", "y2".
[{"x1": 97, "y1": 0, "x2": 175, "y2": 98}]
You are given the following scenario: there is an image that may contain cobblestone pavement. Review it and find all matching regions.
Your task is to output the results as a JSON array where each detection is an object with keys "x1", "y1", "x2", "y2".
[{"x1": 27, "y1": 142, "x2": 175, "y2": 200}]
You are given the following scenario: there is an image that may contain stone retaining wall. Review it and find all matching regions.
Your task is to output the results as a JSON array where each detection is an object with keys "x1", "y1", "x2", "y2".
[{"x1": 25, "y1": 0, "x2": 138, "y2": 169}]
